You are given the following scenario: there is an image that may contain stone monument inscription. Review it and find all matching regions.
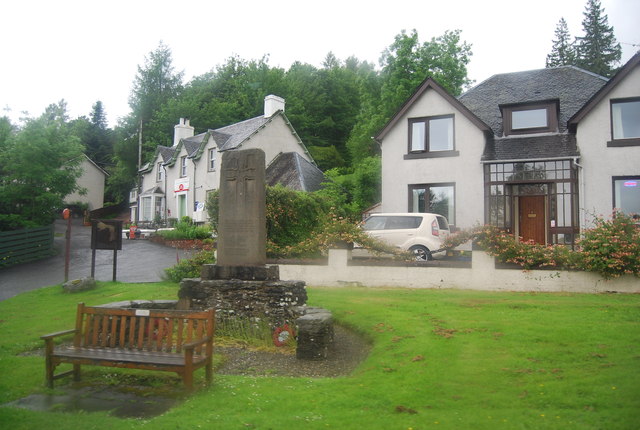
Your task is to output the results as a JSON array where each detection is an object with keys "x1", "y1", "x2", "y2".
[{"x1": 217, "y1": 148, "x2": 266, "y2": 266}]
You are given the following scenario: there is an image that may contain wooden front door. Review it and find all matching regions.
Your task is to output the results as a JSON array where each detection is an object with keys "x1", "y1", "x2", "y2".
[{"x1": 519, "y1": 196, "x2": 546, "y2": 244}]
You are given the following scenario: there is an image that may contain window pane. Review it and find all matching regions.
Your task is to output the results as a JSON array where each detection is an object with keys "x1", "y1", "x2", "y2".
[
  {"x1": 429, "y1": 117, "x2": 453, "y2": 151},
  {"x1": 429, "y1": 185, "x2": 454, "y2": 224},
  {"x1": 412, "y1": 188, "x2": 426, "y2": 212},
  {"x1": 411, "y1": 122, "x2": 426, "y2": 151},
  {"x1": 142, "y1": 197, "x2": 152, "y2": 221},
  {"x1": 614, "y1": 179, "x2": 640, "y2": 214},
  {"x1": 612, "y1": 101, "x2": 640, "y2": 139},
  {"x1": 512, "y1": 108, "x2": 547, "y2": 129}
]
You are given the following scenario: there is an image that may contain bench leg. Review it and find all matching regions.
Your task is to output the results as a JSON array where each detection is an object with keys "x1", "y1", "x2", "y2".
[
  {"x1": 182, "y1": 371, "x2": 194, "y2": 391},
  {"x1": 45, "y1": 357, "x2": 55, "y2": 389},
  {"x1": 205, "y1": 362, "x2": 212, "y2": 385},
  {"x1": 73, "y1": 364, "x2": 81, "y2": 382}
]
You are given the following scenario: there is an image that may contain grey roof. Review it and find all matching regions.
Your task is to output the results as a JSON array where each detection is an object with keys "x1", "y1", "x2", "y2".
[
  {"x1": 183, "y1": 134, "x2": 207, "y2": 156},
  {"x1": 485, "y1": 134, "x2": 579, "y2": 161},
  {"x1": 458, "y1": 66, "x2": 607, "y2": 161},
  {"x1": 157, "y1": 145, "x2": 176, "y2": 163},
  {"x1": 459, "y1": 66, "x2": 607, "y2": 135},
  {"x1": 214, "y1": 116, "x2": 270, "y2": 151},
  {"x1": 266, "y1": 152, "x2": 326, "y2": 192}
]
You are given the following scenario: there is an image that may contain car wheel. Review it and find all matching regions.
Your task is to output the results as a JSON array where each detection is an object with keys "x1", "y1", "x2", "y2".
[{"x1": 409, "y1": 245, "x2": 432, "y2": 261}]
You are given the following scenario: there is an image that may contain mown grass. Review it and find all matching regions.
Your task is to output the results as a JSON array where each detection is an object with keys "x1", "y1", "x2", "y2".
[{"x1": 0, "y1": 282, "x2": 639, "y2": 429}]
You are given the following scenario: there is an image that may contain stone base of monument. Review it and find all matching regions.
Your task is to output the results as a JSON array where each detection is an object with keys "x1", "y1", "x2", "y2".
[
  {"x1": 180, "y1": 264, "x2": 306, "y2": 321},
  {"x1": 178, "y1": 264, "x2": 336, "y2": 360}
]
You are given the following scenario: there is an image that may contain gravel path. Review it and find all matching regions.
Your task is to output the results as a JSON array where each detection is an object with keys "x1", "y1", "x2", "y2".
[{"x1": 216, "y1": 325, "x2": 371, "y2": 377}]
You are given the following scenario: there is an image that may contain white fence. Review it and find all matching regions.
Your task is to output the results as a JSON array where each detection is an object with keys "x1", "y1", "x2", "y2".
[{"x1": 277, "y1": 250, "x2": 640, "y2": 293}]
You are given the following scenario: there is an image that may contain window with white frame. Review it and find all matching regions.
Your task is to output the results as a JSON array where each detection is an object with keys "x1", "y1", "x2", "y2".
[
  {"x1": 208, "y1": 148, "x2": 217, "y2": 171},
  {"x1": 180, "y1": 156, "x2": 187, "y2": 177},
  {"x1": 611, "y1": 98, "x2": 640, "y2": 142},
  {"x1": 157, "y1": 163, "x2": 164, "y2": 181},
  {"x1": 613, "y1": 176, "x2": 640, "y2": 215}
]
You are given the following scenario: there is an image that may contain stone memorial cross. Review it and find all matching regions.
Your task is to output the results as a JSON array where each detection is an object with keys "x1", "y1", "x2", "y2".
[{"x1": 216, "y1": 148, "x2": 266, "y2": 267}]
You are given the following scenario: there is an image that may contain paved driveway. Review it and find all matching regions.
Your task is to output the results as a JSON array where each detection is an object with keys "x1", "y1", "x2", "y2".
[{"x1": 0, "y1": 219, "x2": 193, "y2": 301}]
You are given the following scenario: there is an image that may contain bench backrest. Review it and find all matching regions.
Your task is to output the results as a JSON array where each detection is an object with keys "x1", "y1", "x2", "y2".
[{"x1": 73, "y1": 303, "x2": 214, "y2": 354}]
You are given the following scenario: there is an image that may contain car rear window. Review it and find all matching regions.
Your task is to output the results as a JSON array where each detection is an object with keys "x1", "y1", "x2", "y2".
[{"x1": 436, "y1": 216, "x2": 449, "y2": 230}]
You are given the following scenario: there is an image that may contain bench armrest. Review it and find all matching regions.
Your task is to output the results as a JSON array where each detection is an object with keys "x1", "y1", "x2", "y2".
[
  {"x1": 40, "y1": 329, "x2": 77, "y2": 341},
  {"x1": 183, "y1": 336, "x2": 213, "y2": 351}
]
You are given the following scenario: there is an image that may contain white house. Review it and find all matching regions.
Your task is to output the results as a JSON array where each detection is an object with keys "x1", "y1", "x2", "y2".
[
  {"x1": 568, "y1": 52, "x2": 640, "y2": 226},
  {"x1": 130, "y1": 95, "x2": 322, "y2": 224},
  {"x1": 375, "y1": 52, "x2": 640, "y2": 247},
  {"x1": 64, "y1": 154, "x2": 108, "y2": 211}
]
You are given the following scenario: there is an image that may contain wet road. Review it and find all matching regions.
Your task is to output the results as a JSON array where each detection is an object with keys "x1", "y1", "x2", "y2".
[{"x1": 0, "y1": 219, "x2": 193, "y2": 301}]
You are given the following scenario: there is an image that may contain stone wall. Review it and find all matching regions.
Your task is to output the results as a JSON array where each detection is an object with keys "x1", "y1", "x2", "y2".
[{"x1": 179, "y1": 278, "x2": 307, "y2": 325}]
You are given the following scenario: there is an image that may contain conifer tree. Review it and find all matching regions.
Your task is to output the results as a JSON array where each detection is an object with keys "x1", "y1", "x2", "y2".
[
  {"x1": 546, "y1": 18, "x2": 576, "y2": 68},
  {"x1": 575, "y1": 0, "x2": 621, "y2": 77}
]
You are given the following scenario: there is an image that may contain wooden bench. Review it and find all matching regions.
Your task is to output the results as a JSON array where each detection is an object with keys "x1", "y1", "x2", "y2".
[{"x1": 41, "y1": 303, "x2": 215, "y2": 390}]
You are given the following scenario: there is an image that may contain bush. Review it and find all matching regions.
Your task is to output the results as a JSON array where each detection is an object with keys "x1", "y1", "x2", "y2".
[
  {"x1": 156, "y1": 220, "x2": 212, "y2": 240},
  {"x1": 577, "y1": 211, "x2": 640, "y2": 279},
  {"x1": 164, "y1": 249, "x2": 216, "y2": 282}
]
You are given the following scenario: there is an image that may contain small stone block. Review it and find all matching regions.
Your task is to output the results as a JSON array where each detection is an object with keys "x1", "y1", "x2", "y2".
[{"x1": 62, "y1": 277, "x2": 97, "y2": 293}]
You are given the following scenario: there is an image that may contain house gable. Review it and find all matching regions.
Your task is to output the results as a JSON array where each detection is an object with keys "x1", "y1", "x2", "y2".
[
  {"x1": 568, "y1": 51, "x2": 640, "y2": 133},
  {"x1": 375, "y1": 77, "x2": 491, "y2": 142}
]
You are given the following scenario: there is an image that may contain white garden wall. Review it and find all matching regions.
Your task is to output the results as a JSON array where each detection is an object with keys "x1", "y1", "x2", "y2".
[{"x1": 277, "y1": 250, "x2": 640, "y2": 293}]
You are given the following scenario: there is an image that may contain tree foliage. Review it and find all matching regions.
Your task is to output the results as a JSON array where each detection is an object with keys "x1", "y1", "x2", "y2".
[
  {"x1": 0, "y1": 101, "x2": 84, "y2": 229},
  {"x1": 575, "y1": 0, "x2": 621, "y2": 77},
  {"x1": 546, "y1": 0, "x2": 621, "y2": 77},
  {"x1": 546, "y1": 18, "x2": 576, "y2": 67}
]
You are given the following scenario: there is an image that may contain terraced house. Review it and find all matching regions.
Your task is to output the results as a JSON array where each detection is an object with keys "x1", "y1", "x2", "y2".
[
  {"x1": 376, "y1": 52, "x2": 640, "y2": 246},
  {"x1": 130, "y1": 95, "x2": 324, "y2": 224}
]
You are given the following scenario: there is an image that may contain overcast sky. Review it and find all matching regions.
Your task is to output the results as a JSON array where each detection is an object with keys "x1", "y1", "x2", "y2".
[{"x1": 1, "y1": 0, "x2": 638, "y2": 127}]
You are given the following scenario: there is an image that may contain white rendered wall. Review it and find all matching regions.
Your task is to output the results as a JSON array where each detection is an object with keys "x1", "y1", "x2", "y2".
[
  {"x1": 380, "y1": 89, "x2": 486, "y2": 230},
  {"x1": 65, "y1": 157, "x2": 105, "y2": 210},
  {"x1": 277, "y1": 250, "x2": 640, "y2": 293},
  {"x1": 576, "y1": 66, "x2": 640, "y2": 228}
]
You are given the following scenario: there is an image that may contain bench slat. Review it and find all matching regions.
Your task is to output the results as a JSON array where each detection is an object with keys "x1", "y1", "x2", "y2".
[{"x1": 52, "y1": 346, "x2": 207, "y2": 366}]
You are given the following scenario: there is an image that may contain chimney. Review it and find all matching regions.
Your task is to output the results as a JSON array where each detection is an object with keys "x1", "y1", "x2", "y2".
[
  {"x1": 174, "y1": 118, "x2": 195, "y2": 146},
  {"x1": 264, "y1": 95, "x2": 285, "y2": 118}
]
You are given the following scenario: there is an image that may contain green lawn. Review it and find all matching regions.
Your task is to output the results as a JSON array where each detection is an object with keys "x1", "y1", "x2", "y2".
[{"x1": 0, "y1": 282, "x2": 639, "y2": 429}]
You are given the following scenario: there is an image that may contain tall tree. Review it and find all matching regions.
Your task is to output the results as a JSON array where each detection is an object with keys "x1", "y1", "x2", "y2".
[
  {"x1": 546, "y1": 18, "x2": 576, "y2": 67},
  {"x1": 575, "y1": 0, "x2": 621, "y2": 77},
  {"x1": 84, "y1": 101, "x2": 113, "y2": 167},
  {"x1": 129, "y1": 41, "x2": 184, "y2": 149}
]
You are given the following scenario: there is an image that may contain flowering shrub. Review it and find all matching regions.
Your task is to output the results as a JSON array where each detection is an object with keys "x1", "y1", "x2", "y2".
[
  {"x1": 577, "y1": 212, "x2": 640, "y2": 279},
  {"x1": 442, "y1": 212, "x2": 639, "y2": 279}
]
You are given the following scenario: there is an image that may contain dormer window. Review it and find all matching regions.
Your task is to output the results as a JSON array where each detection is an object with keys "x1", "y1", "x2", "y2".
[
  {"x1": 502, "y1": 102, "x2": 558, "y2": 136},
  {"x1": 156, "y1": 163, "x2": 164, "y2": 182},
  {"x1": 208, "y1": 148, "x2": 217, "y2": 171}
]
